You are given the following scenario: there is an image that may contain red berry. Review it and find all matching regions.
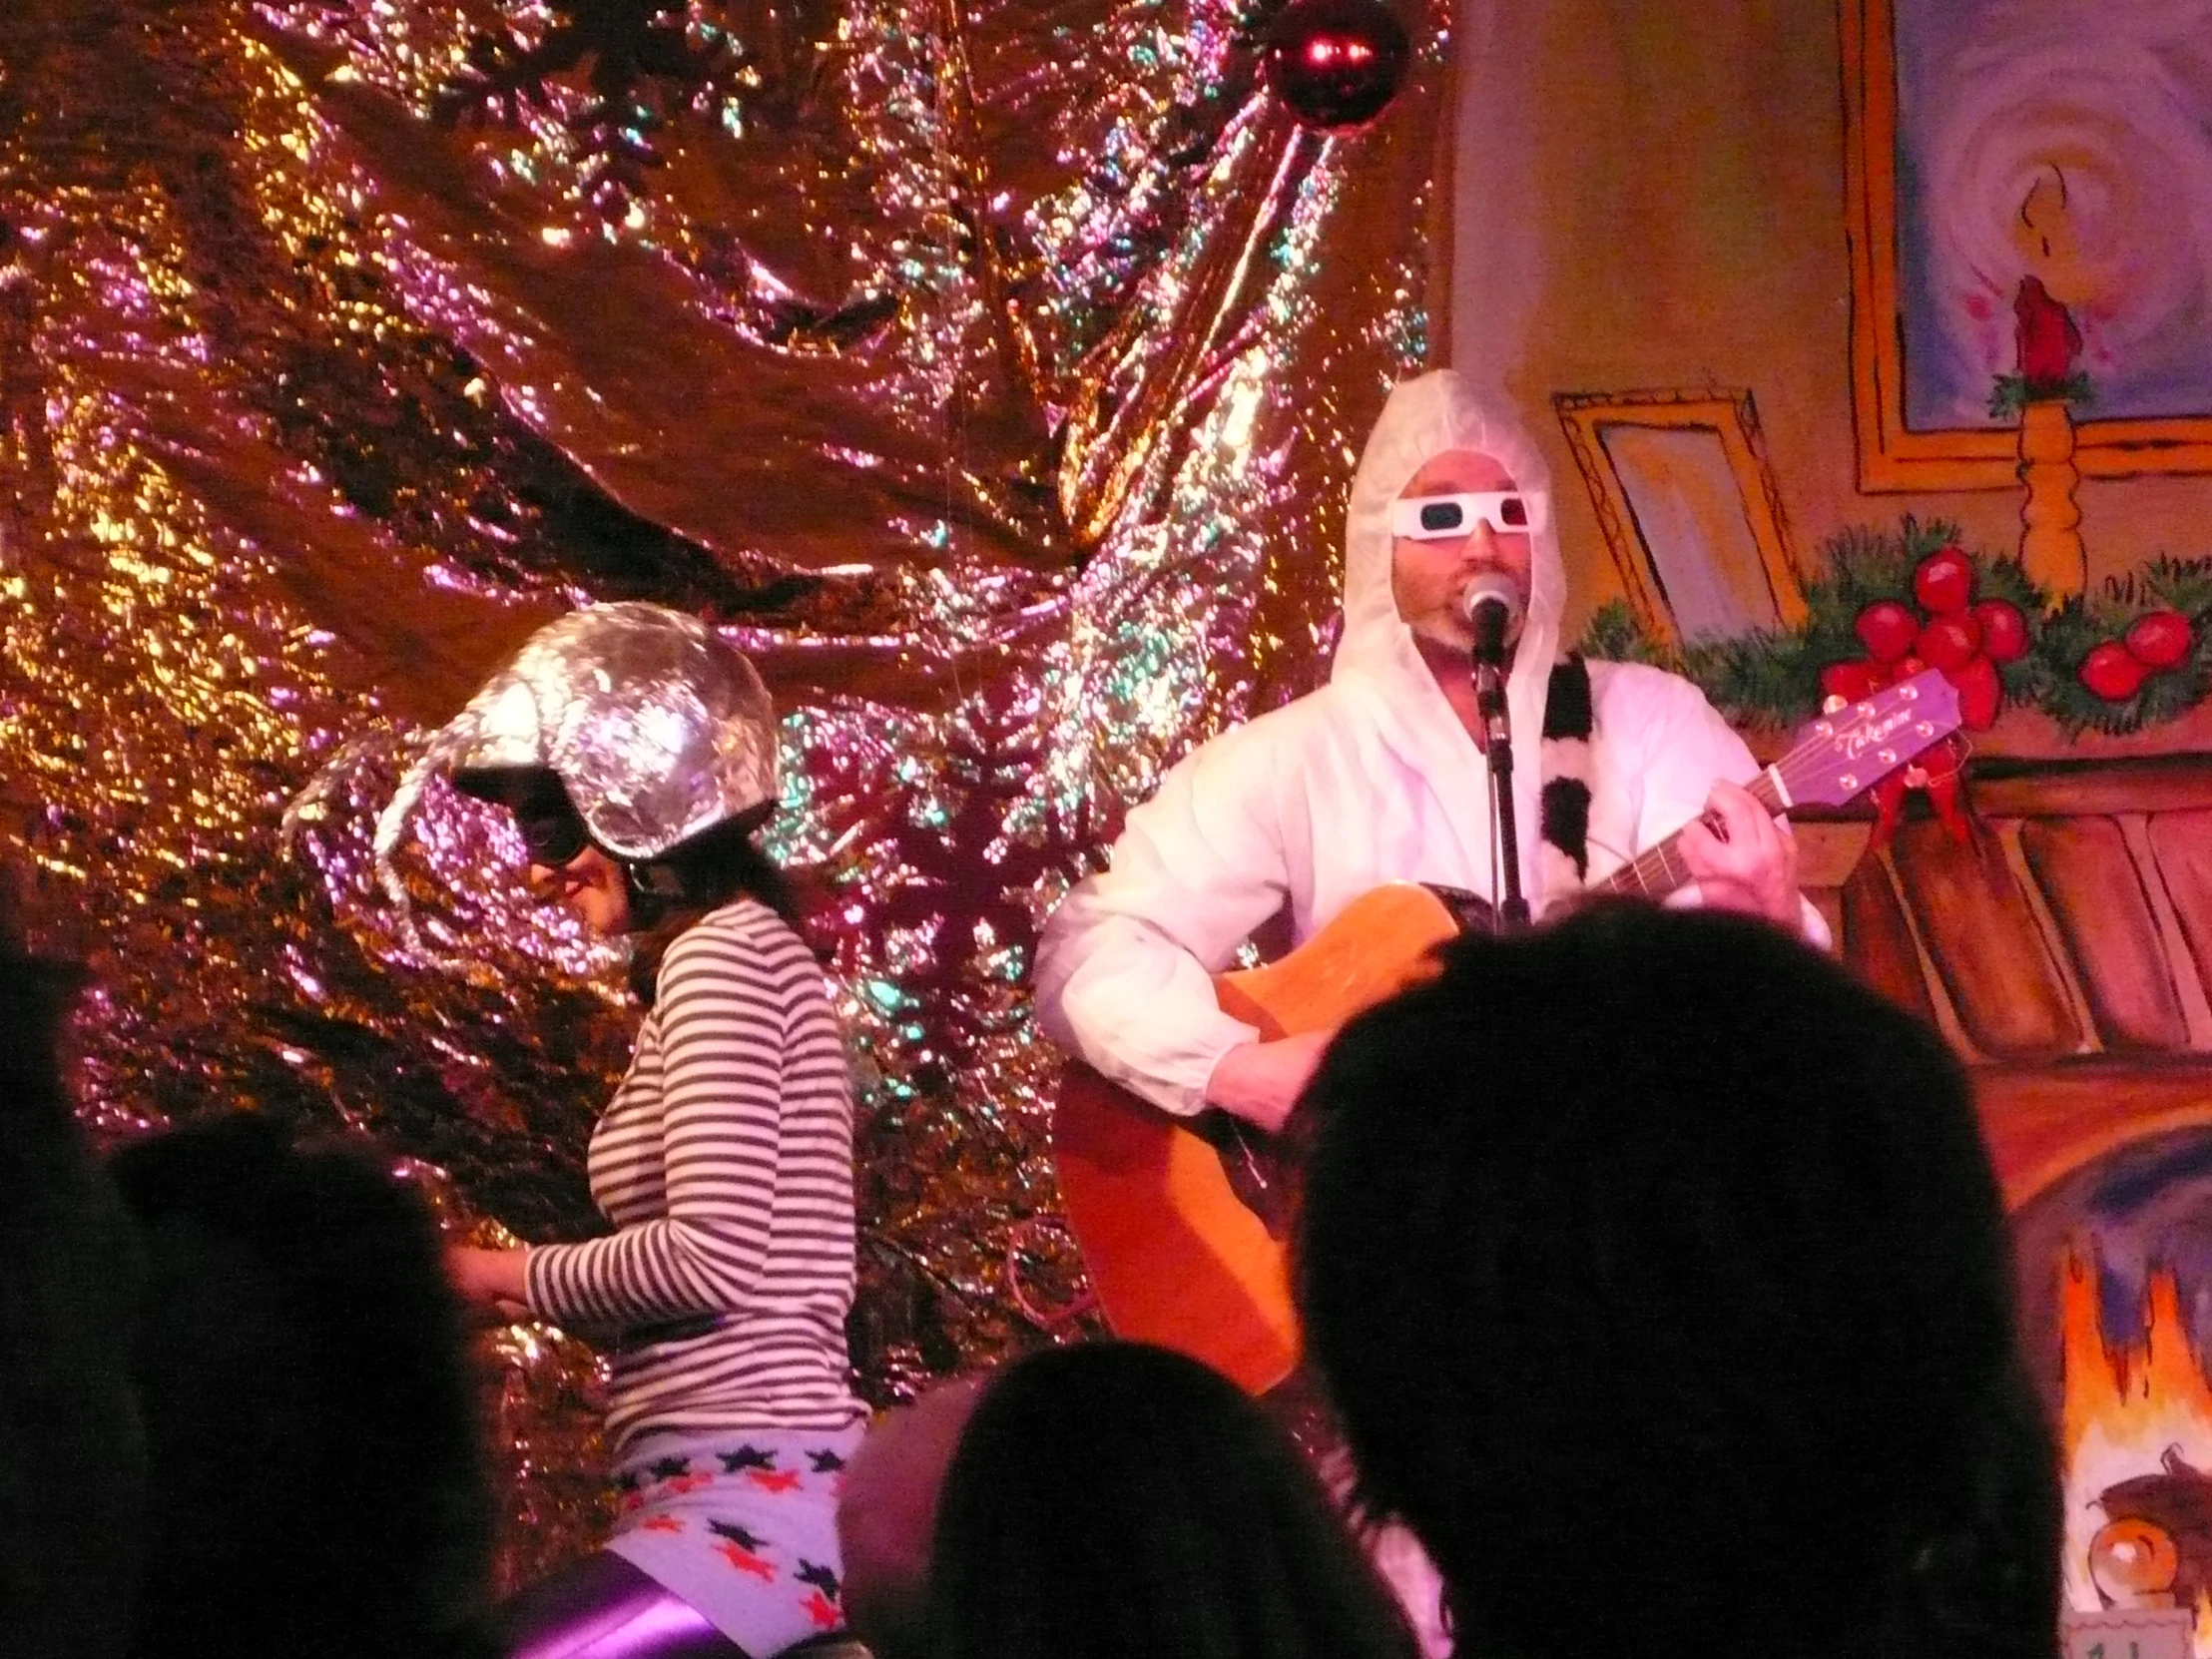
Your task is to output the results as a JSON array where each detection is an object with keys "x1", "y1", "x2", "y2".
[
  {"x1": 2124, "y1": 609, "x2": 2195, "y2": 671},
  {"x1": 1971, "y1": 599, "x2": 2030, "y2": 664},
  {"x1": 1948, "y1": 654, "x2": 2003, "y2": 731},
  {"x1": 1855, "y1": 600, "x2": 1921, "y2": 664},
  {"x1": 1889, "y1": 653, "x2": 1929, "y2": 686},
  {"x1": 1820, "y1": 660, "x2": 1887, "y2": 705},
  {"x1": 1916, "y1": 612, "x2": 1983, "y2": 673},
  {"x1": 2079, "y1": 641, "x2": 2148, "y2": 702},
  {"x1": 1914, "y1": 545, "x2": 1975, "y2": 615}
]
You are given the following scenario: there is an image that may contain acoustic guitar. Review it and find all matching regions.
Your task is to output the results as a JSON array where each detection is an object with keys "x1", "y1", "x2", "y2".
[{"x1": 1050, "y1": 670, "x2": 1964, "y2": 1393}]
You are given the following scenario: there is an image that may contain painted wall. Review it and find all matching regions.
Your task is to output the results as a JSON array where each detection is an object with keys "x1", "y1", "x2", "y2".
[
  {"x1": 1447, "y1": 0, "x2": 2212, "y2": 640},
  {"x1": 1444, "y1": 9, "x2": 2212, "y2": 1644}
]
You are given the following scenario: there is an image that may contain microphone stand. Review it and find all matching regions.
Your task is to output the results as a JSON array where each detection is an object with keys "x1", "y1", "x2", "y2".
[{"x1": 1474, "y1": 655, "x2": 1530, "y2": 931}]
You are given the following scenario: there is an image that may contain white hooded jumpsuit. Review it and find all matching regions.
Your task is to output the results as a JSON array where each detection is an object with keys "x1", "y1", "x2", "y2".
[{"x1": 1035, "y1": 369, "x2": 1826, "y2": 1119}]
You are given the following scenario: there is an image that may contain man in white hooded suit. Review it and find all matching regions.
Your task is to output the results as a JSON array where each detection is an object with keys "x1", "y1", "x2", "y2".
[{"x1": 1036, "y1": 369, "x2": 1827, "y2": 1133}]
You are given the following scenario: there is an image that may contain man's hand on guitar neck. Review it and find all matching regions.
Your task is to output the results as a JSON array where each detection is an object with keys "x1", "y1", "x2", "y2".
[
  {"x1": 1679, "y1": 779, "x2": 1803, "y2": 926},
  {"x1": 1202, "y1": 1030, "x2": 1335, "y2": 1133}
]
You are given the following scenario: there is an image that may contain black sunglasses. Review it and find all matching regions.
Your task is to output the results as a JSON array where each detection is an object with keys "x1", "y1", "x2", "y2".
[
  {"x1": 514, "y1": 807, "x2": 591, "y2": 868},
  {"x1": 452, "y1": 767, "x2": 593, "y2": 867}
]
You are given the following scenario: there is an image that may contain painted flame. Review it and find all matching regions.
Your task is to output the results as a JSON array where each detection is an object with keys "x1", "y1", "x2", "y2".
[
  {"x1": 2059, "y1": 1245, "x2": 2212, "y2": 1655},
  {"x1": 2061, "y1": 1251, "x2": 2212, "y2": 1459}
]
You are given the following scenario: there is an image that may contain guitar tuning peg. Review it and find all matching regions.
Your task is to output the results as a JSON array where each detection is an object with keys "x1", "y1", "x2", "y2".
[{"x1": 1822, "y1": 694, "x2": 1848, "y2": 715}]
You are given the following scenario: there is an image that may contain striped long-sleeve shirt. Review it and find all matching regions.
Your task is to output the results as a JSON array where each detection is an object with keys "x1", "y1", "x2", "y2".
[{"x1": 525, "y1": 897, "x2": 864, "y2": 1448}]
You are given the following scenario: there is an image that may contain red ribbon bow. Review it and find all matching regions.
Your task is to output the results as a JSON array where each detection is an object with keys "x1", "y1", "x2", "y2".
[{"x1": 1869, "y1": 732, "x2": 1974, "y2": 850}]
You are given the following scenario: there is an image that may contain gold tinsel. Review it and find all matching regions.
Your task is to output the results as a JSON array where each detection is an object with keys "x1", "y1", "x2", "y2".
[{"x1": 0, "y1": 0, "x2": 1455, "y2": 1586}]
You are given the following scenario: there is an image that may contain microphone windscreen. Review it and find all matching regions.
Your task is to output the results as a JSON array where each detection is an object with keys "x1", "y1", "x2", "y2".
[
  {"x1": 1459, "y1": 574, "x2": 1522, "y2": 664},
  {"x1": 1457, "y1": 573, "x2": 1523, "y2": 628}
]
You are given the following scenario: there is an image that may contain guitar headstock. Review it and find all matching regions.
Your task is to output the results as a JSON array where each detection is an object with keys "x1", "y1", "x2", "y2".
[{"x1": 1777, "y1": 669, "x2": 1964, "y2": 809}]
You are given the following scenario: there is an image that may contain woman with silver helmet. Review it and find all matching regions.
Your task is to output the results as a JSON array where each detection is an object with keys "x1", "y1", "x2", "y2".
[{"x1": 436, "y1": 603, "x2": 865, "y2": 1659}]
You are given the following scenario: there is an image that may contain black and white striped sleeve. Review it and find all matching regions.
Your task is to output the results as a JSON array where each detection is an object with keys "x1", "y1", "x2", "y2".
[{"x1": 525, "y1": 926, "x2": 791, "y2": 1326}]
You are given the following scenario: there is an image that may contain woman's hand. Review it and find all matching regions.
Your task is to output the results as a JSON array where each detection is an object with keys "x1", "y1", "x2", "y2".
[
  {"x1": 1202, "y1": 1031, "x2": 1336, "y2": 1133},
  {"x1": 444, "y1": 1245, "x2": 531, "y2": 1322},
  {"x1": 1679, "y1": 780, "x2": 1803, "y2": 926}
]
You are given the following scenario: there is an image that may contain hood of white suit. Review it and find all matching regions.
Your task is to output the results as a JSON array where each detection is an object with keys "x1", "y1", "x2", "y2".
[{"x1": 1330, "y1": 369, "x2": 1567, "y2": 768}]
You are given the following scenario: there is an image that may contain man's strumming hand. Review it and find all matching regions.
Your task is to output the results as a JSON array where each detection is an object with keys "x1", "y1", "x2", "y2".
[{"x1": 1202, "y1": 1030, "x2": 1335, "y2": 1133}]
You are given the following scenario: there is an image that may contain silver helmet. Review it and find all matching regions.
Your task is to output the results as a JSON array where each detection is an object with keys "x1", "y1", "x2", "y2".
[{"x1": 435, "y1": 602, "x2": 779, "y2": 860}]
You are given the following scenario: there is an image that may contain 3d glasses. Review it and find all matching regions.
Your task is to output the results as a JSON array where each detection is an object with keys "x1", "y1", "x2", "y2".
[{"x1": 1389, "y1": 490, "x2": 1547, "y2": 541}]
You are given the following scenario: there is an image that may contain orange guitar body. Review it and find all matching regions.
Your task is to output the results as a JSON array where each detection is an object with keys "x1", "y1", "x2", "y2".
[{"x1": 1050, "y1": 883, "x2": 1464, "y2": 1394}]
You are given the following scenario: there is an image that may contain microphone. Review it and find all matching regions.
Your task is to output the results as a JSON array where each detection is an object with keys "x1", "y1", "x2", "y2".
[
  {"x1": 1458, "y1": 574, "x2": 1522, "y2": 667},
  {"x1": 1456, "y1": 576, "x2": 1528, "y2": 928}
]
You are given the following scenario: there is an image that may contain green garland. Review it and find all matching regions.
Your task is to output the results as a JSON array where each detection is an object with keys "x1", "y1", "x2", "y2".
[
  {"x1": 1988, "y1": 373, "x2": 2096, "y2": 420},
  {"x1": 1578, "y1": 519, "x2": 2212, "y2": 738},
  {"x1": 2032, "y1": 556, "x2": 2212, "y2": 735}
]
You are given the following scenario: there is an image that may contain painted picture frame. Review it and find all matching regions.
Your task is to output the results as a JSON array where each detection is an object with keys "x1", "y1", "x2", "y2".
[
  {"x1": 1843, "y1": 0, "x2": 2212, "y2": 491},
  {"x1": 1553, "y1": 388, "x2": 1806, "y2": 648}
]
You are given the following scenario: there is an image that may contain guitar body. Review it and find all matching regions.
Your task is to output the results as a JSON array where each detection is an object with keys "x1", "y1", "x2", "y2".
[{"x1": 1051, "y1": 883, "x2": 1465, "y2": 1393}]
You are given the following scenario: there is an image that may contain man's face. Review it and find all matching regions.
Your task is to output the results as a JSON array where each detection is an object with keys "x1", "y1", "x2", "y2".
[{"x1": 1388, "y1": 448, "x2": 1535, "y2": 654}]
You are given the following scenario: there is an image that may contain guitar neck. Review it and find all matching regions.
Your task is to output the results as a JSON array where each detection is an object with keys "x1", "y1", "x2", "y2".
[{"x1": 1587, "y1": 769, "x2": 1788, "y2": 904}]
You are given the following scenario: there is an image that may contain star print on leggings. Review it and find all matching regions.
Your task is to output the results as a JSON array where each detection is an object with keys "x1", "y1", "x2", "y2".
[
  {"x1": 708, "y1": 1519, "x2": 767, "y2": 1551},
  {"x1": 709, "y1": 1521, "x2": 776, "y2": 1583}
]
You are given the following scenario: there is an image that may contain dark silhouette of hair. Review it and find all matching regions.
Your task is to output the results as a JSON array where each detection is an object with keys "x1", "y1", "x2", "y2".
[
  {"x1": 0, "y1": 881, "x2": 146, "y2": 1659},
  {"x1": 1294, "y1": 900, "x2": 2061, "y2": 1659},
  {"x1": 109, "y1": 1114, "x2": 494, "y2": 1659},
  {"x1": 621, "y1": 804, "x2": 804, "y2": 1005},
  {"x1": 924, "y1": 1341, "x2": 1421, "y2": 1659}
]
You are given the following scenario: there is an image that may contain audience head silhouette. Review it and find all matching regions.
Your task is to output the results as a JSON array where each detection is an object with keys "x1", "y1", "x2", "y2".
[
  {"x1": 111, "y1": 1113, "x2": 493, "y2": 1659},
  {"x1": 896, "y1": 1341, "x2": 1420, "y2": 1659},
  {"x1": 0, "y1": 879, "x2": 146, "y2": 1659},
  {"x1": 1296, "y1": 900, "x2": 2061, "y2": 1659}
]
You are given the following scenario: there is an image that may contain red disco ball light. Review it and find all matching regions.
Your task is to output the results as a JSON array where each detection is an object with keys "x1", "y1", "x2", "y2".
[{"x1": 1262, "y1": 0, "x2": 1412, "y2": 132}]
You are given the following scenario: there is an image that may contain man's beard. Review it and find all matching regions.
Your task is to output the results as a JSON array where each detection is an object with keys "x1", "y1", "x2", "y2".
[{"x1": 1407, "y1": 571, "x2": 1526, "y2": 654}]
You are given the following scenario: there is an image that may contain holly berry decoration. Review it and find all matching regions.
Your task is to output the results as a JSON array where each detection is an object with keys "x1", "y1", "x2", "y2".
[
  {"x1": 2124, "y1": 609, "x2": 2196, "y2": 672},
  {"x1": 1583, "y1": 525, "x2": 2210, "y2": 739},
  {"x1": 1261, "y1": 0, "x2": 1412, "y2": 131},
  {"x1": 2071, "y1": 608, "x2": 2200, "y2": 705},
  {"x1": 1950, "y1": 654, "x2": 2003, "y2": 731},
  {"x1": 1843, "y1": 547, "x2": 2029, "y2": 731},
  {"x1": 1829, "y1": 545, "x2": 2027, "y2": 731},
  {"x1": 1819, "y1": 659, "x2": 1887, "y2": 705},
  {"x1": 2079, "y1": 641, "x2": 2149, "y2": 703},
  {"x1": 1915, "y1": 611, "x2": 1982, "y2": 674},
  {"x1": 1913, "y1": 544, "x2": 1975, "y2": 616},
  {"x1": 1970, "y1": 598, "x2": 2030, "y2": 664},
  {"x1": 1854, "y1": 600, "x2": 1921, "y2": 665}
]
